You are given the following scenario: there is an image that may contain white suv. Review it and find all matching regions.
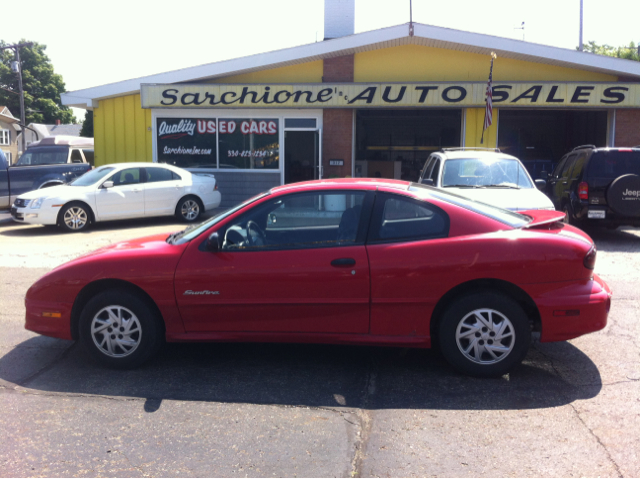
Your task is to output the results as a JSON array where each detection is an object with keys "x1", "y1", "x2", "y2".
[{"x1": 418, "y1": 148, "x2": 554, "y2": 212}]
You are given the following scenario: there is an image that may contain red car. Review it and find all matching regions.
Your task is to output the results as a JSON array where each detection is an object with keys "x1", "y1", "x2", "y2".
[{"x1": 25, "y1": 179, "x2": 611, "y2": 377}]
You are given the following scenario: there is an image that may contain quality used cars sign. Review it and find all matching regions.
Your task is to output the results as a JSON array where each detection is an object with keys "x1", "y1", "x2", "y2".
[{"x1": 141, "y1": 82, "x2": 640, "y2": 108}]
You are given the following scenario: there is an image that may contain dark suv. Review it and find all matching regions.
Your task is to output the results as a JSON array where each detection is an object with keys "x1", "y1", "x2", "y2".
[{"x1": 546, "y1": 145, "x2": 640, "y2": 228}]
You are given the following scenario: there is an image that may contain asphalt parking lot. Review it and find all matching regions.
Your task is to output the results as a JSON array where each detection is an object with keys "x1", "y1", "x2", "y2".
[{"x1": 0, "y1": 211, "x2": 639, "y2": 477}]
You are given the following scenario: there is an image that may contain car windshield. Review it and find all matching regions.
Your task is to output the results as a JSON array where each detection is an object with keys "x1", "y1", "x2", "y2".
[
  {"x1": 409, "y1": 183, "x2": 531, "y2": 228},
  {"x1": 587, "y1": 150, "x2": 640, "y2": 179},
  {"x1": 69, "y1": 167, "x2": 116, "y2": 186},
  {"x1": 441, "y1": 158, "x2": 533, "y2": 188},
  {"x1": 171, "y1": 192, "x2": 270, "y2": 245},
  {"x1": 16, "y1": 147, "x2": 69, "y2": 166}
]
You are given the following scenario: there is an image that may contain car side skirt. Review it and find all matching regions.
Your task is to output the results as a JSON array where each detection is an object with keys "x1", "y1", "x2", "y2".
[{"x1": 166, "y1": 331, "x2": 432, "y2": 348}]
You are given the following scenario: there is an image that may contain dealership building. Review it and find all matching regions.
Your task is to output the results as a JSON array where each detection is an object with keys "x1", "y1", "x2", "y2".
[{"x1": 62, "y1": 1, "x2": 640, "y2": 207}]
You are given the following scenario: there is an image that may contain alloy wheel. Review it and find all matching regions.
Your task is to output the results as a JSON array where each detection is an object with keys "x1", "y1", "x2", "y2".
[
  {"x1": 90, "y1": 305, "x2": 142, "y2": 358},
  {"x1": 63, "y1": 207, "x2": 88, "y2": 230},
  {"x1": 181, "y1": 200, "x2": 200, "y2": 221},
  {"x1": 455, "y1": 308, "x2": 515, "y2": 364}
]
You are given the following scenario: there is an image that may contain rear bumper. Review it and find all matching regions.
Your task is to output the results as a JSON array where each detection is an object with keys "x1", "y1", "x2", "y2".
[
  {"x1": 533, "y1": 274, "x2": 611, "y2": 342},
  {"x1": 575, "y1": 203, "x2": 640, "y2": 227}
]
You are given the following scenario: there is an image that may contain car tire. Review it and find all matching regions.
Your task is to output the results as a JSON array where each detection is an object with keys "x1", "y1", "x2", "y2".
[
  {"x1": 58, "y1": 202, "x2": 91, "y2": 232},
  {"x1": 78, "y1": 290, "x2": 164, "y2": 369},
  {"x1": 607, "y1": 174, "x2": 640, "y2": 217},
  {"x1": 438, "y1": 292, "x2": 531, "y2": 377},
  {"x1": 176, "y1": 196, "x2": 202, "y2": 222}
]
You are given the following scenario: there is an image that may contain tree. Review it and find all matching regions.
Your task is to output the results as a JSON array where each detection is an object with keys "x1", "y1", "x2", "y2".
[
  {"x1": 580, "y1": 41, "x2": 639, "y2": 61},
  {"x1": 79, "y1": 109, "x2": 93, "y2": 137},
  {"x1": 0, "y1": 40, "x2": 75, "y2": 125}
]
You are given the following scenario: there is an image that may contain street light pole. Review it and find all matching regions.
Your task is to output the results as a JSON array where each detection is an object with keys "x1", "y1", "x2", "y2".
[
  {"x1": 1, "y1": 42, "x2": 33, "y2": 156},
  {"x1": 579, "y1": 0, "x2": 584, "y2": 51}
]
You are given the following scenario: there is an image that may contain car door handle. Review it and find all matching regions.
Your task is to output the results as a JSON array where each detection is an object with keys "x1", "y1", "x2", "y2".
[
  {"x1": 331, "y1": 258, "x2": 356, "y2": 267},
  {"x1": 133, "y1": 188, "x2": 142, "y2": 192}
]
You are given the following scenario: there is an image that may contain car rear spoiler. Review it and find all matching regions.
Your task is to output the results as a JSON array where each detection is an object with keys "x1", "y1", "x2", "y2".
[{"x1": 520, "y1": 210, "x2": 566, "y2": 228}]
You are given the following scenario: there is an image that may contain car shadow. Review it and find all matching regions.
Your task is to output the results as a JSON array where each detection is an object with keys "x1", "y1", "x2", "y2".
[
  {"x1": 1, "y1": 338, "x2": 602, "y2": 412},
  {"x1": 585, "y1": 226, "x2": 640, "y2": 253},
  {"x1": 0, "y1": 211, "x2": 224, "y2": 238}
]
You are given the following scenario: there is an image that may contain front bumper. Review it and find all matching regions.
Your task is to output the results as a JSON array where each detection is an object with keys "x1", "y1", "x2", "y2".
[
  {"x1": 533, "y1": 273, "x2": 612, "y2": 342},
  {"x1": 25, "y1": 298, "x2": 74, "y2": 340},
  {"x1": 11, "y1": 206, "x2": 58, "y2": 225}
]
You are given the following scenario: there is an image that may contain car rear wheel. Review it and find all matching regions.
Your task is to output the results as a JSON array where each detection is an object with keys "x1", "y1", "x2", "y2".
[
  {"x1": 79, "y1": 290, "x2": 164, "y2": 369},
  {"x1": 438, "y1": 292, "x2": 530, "y2": 377},
  {"x1": 176, "y1": 196, "x2": 202, "y2": 222},
  {"x1": 58, "y1": 202, "x2": 91, "y2": 232}
]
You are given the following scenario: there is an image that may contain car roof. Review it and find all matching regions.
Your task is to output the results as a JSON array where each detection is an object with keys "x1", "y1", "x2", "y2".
[
  {"x1": 436, "y1": 149, "x2": 520, "y2": 161},
  {"x1": 271, "y1": 178, "x2": 410, "y2": 194}
]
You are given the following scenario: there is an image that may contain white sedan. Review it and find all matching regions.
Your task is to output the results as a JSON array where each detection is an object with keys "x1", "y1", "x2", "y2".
[{"x1": 10, "y1": 162, "x2": 222, "y2": 232}]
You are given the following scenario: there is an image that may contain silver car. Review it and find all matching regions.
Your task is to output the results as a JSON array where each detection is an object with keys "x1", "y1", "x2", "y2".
[{"x1": 418, "y1": 148, "x2": 554, "y2": 211}]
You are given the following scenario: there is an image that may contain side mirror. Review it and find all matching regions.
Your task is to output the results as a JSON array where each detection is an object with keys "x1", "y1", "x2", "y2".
[
  {"x1": 205, "y1": 232, "x2": 220, "y2": 252},
  {"x1": 421, "y1": 178, "x2": 434, "y2": 186},
  {"x1": 102, "y1": 181, "x2": 114, "y2": 189},
  {"x1": 535, "y1": 179, "x2": 547, "y2": 190}
]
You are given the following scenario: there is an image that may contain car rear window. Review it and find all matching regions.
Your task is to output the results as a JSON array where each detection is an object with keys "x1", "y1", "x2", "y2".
[
  {"x1": 587, "y1": 150, "x2": 640, "y2": 179},
  {"x1": 409, "y1": 183, "x2": 531, "y2": 228}
]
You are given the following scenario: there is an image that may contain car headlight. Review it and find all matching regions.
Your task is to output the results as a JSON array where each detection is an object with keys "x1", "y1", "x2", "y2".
[{"x1": 30, "y1": 197, "x2": 45, "y2": 209}]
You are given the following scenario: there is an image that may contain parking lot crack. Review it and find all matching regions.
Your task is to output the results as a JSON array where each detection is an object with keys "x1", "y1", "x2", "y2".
[
  {"x1": 349, "y1": 357, "x2": 376, "y2": 478},
  {"x1": 18, "y1": 342, "x2": 77, "y2": 388},
  {"x1": 568, "y1": 401, "x2": 623, "y2": 478}
]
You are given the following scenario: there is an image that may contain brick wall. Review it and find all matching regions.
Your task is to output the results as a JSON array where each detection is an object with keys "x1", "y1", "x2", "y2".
[
  {"x1": 322, "y1": 109, "x2": 353, "y2": 178},
  {"x1": 615, "y1": 109, "x2": 640, "y2": 146},
  {"x1": 322, "y1": 55, "x2": 354, "y2": 177},
  {"x1": 323, "y1": 55, "x2": 354, "y2": 82}
]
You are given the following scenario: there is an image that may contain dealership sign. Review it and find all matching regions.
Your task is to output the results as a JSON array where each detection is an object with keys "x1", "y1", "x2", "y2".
[{"x1": 141, "y1": 82, "x2": 640, "y2": 109}]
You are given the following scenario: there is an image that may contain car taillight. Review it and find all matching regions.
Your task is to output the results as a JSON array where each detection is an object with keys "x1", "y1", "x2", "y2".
[
  {"x1": 578, "y1": 182, "x2": 589, "y2": 200},
  {"x1": 214, "y1": 184, "x2": 218, "y2": 190},
  {"x1": 584, "y1": 245, "x2": 597, "y2": 270}
]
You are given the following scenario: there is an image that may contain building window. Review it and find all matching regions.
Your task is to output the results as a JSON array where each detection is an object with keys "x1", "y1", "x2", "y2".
[
  {"x1": 156, "y1": 117, "x2": 280, "y2": 170},
  {"x1": 355, "y1": 109, "x2": 462, "y2": 181},
  {"x1": 0, "y1": 130, "x2": 10, "y2": 146},
  {"x1": 218, "y1": 118, "x2": 279, "y2": 169}
]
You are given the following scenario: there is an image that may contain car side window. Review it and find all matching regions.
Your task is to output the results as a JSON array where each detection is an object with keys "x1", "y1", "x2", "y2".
[
  {"x1": 420, "y1": 156, "x2": 434, "y2": 181},
  {"x1": 70, "y1": 149, "x2": 84, "y2": 163},
  {"x1": 369, "y1": 193, "x2": 449, "y2": 243},
  {"x1": 429, "y1": 158, "x2": 441, "y2": 182},
  {"x1": 569, "y1": 152, "x2": 587, "y2": 181},
  {"x1": 145, "y1": 167, "x2": 176, "y2": 183},
  {"x1": 552, "y1": 157, "x2": 568, "y2": 179},
  {"x1": 109, "y1": 168, "x2": 141, "y2": 186},
  {"x1": 560, "y1": 154, "x2": 576, "y2": 179},
  {"x1": 221, "y1": 191, "x2": 368, "y2": 251}
]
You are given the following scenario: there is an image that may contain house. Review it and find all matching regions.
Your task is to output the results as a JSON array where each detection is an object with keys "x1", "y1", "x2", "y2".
[
  {"x1": 17, "y1": 121, "x2": 83, "y2": 155},
  {"x1": 0, "y1": 106, "x2": 20, "y2": 165}
]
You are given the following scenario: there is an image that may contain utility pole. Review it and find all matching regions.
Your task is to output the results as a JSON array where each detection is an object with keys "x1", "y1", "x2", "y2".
[
  {"x1": 579, "y1": 0, "x2": 584, "y2": 51},
  {"x1": 0, "y1": 42, "x2": 33, "y2": 155}
]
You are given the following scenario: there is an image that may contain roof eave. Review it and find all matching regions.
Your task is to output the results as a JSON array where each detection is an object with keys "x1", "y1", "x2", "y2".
[{"x1": 61, "y1": 22, "x2": 640, "y2": 109}]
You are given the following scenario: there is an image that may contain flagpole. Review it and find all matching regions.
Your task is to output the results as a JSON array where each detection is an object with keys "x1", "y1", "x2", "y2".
[{"x1": 481, "y1": 52, "x2": 497, "y2": 145}]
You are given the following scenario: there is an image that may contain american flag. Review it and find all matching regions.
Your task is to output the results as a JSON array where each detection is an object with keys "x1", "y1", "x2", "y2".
[{"x1": 481, "y1": 52, "x2": 497, "y2": 144}]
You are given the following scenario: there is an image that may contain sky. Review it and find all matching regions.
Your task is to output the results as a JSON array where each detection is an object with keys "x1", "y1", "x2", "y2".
[{"x1": 2, "y1": 0, "x2": 638, "y2": 118}]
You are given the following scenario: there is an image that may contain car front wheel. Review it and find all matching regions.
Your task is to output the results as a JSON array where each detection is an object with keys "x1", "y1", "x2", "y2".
[
  {"x1": 59, "y1": 202, "x2": 91, "y2": 232},
  {"x1": 79, "y1": 290, "x2": 164, "y2": 369},
  {"x1": 438, "y1": 292, "x2": 530, "y2": 377}
]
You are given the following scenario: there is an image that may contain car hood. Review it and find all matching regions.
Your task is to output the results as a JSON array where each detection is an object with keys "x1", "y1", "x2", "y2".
[
  {"x1": 17, "y1": 183, "x2": 95, "y2": 200},
  {"x1": 442, "y1": 187, "x2": 554, "y2": 211}
]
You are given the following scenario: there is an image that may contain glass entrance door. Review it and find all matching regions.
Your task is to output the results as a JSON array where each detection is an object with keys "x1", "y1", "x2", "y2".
[{"x1": 284, "y1": 130, "x2": 320, "y2": 184}]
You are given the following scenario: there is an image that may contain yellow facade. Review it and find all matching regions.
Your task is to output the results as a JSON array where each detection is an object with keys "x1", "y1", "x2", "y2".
[
  {"x1": 94, "y1": 94, "x2": 152, "y2": 165},
  {"x1": 210, "y1": 60, "x2": 323, "y2": 84},
  {"x1": 354, "y1": 44, "x2": 617, "y2": 83},
  {"x1": 93, "y1": 44, "x2": 618, "y2": 164}
]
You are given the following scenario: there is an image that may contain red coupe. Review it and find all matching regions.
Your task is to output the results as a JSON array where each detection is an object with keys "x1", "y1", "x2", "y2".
[{"x1": 25, "y1": 179, "x2": 611, "y2": 377}]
